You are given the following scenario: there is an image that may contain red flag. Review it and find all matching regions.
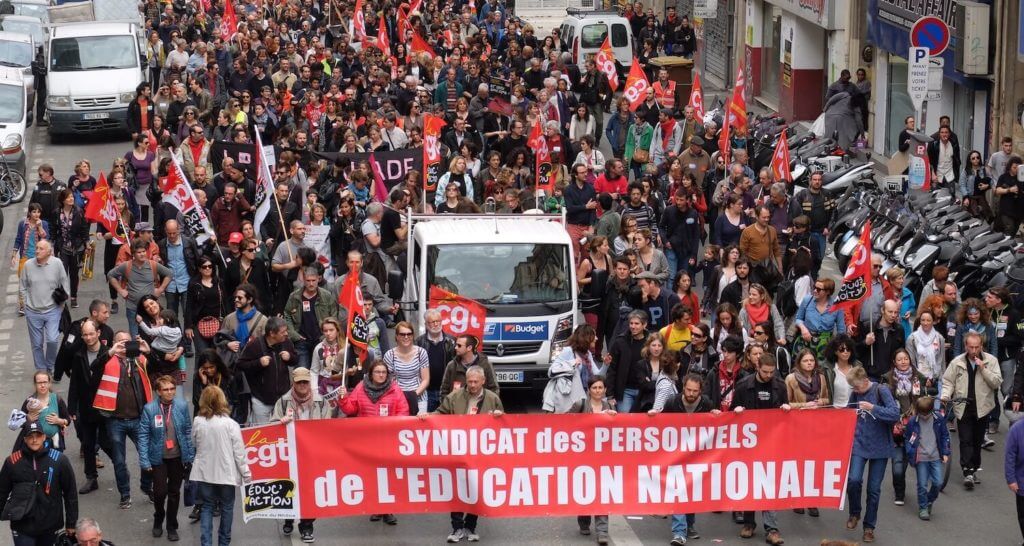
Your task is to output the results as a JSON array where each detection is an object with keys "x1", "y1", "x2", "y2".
[
  {"x1": 376, "y1": 12, "x2": 390, "y2": 53},
  {"x1": 528, "y1": 121, "x2": 552, "y2": 193},
  {"x1": 688, "y1": 71, "x2": 705, "y2": 120},
  {"x1": 830, "y1": 221, "x2": 874, "y2": 313},
  {"x1": 83, "y1": 172, "x2": 126, "y2": 244},
  {"x1": 339, "y1": 271, "x2": 368, "y2": 360},
  {"x1": 727, "y1": 63, "x2": 747, "y2": 135},
  {"x1": 623, "y1": 59, "x2": 650, "y2": 112},
  {"x1": 352, "y1": 0, "x2": 366, "y2": 41},
  {"x1": 770, "y1": 129, "x2": 793, "y2": 183},
  {"x1": 368, "y1": 152, "x2": 389, "y2": 202},
  {"x1": 422, "y1": 114, "x2": 446, "y2": 192},
  {"x1": 428, "y1": 286, "x2": 486, "y2": 343},
  {"x1": 397, "y1": 6, "x2": 411, "y2": 37},
  {"x1": 408, "y1": 0, "x2": 423, "y2": 14},
  {"x1": 411, "y1": 31, "x2": 437, "y2": 60},
  {"x1": 595, "y1": 36, "x2": 618, "y2": 92},
  {"x1": 718, "y1": 103, "x2": 731, "y2": 166},
  {"x1": 219, "y1": 0, "x2": 238, "y2": 39}
]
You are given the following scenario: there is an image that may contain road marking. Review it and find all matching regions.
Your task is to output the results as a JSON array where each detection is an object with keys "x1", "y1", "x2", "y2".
[
  {"x1": 4, "y1": 295, "x2": 15, "y2": 305},
  {"x1": 0, "y1": 319, "x2": 13, "y2": 330},
  {"x1": 0, "y1": 332, "x2": 10, "y2": 341},
  {"x1": 608, "y1": 515, "x2": 644, "y2": 546}
]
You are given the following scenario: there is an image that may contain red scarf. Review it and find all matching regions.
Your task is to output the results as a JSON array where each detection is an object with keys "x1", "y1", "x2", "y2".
[
  {"x1": 718, "y1": 360, "x2": 741, "y2": 412},
  {"x1": 188, "y1": 138, "x2": 205, "y2": 165},
  {"x1": 744, "y1": 301, "x2": 769, "y2": 326},
  {"x1": 660, "y1": 117, "x2": 677, "y2": 151}
]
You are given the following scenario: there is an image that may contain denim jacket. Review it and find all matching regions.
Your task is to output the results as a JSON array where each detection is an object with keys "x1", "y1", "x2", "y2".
[
  {"x1": 850, "y1": 382, "x2": 900, "y2": 459},
  {"x1": 138, "y1": 398, "x2": 196, "y2": 468},
  {"x1": 959, "y1": 167, "x2": 992, "y2": 200}
]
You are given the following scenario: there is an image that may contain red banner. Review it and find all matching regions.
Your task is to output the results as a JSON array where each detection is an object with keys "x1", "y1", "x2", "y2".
[
  {"x1": 595, "y1": 36, "x2": 618, "y2": 92},
  {"x1": 831, "y1": 220, "x2": 873, "y2": 313},
  {"x1": 292, "y1": 410, "x2": 855, "y2": 518},
  {"x1": 688, "y1": 71, "x2": 704, "y2": 120},
  {"x1": 422, "y1": 114, "x2": 446, "y2": 193},
  {"x1": 428, "y1": 285, "x2": 487, "y2": 342},
  {"x1": 623, "y1": 60, "x2": 649, "y2": 112},
  {"x1": 527, "y1": 121, "x2": 552, "y2": 194},
  {"x1": 770, "y1": 129, "x2": 792, "y2": 183},
  {"x1": 240, "y1": 424, "x2": 296, "y2": 522}
]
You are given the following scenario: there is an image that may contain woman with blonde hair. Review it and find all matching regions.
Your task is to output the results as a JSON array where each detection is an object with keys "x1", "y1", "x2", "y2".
[
  {"x1": 192, "y1": 386, "x2": 251, "y2": 545},
  {"x1": 435, "y1": 156, "x2": 474, "y2": 207}
]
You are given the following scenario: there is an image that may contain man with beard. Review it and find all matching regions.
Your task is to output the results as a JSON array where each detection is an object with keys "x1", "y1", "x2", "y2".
[{"x1": 720, "y1": 258, "x2": 752, "y2": 309}]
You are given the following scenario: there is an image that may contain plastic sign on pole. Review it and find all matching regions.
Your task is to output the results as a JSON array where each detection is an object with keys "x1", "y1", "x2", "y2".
[{"x1": 908, "y1": 47, "x2": 929, "y2": 113}]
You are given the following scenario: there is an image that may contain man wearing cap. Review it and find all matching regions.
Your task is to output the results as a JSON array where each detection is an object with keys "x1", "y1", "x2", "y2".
[
  {"x1": 679, "y1": 134, "x2": 711, "y2": 181},
  {"x1": 272, "y1": 367, "x2": 329, "y2": 542},
  {"x1": 0, "y1": 421, "x2": 78, "y2": 543},
  {"x1": 20, "y1": 239, "x2": 70, "y2": 373},
  {"x1": 107, "y1": 239, "x2": 173, "y2": 338},
  {"x1": 138, "y1": 375, "x2": 195, "y2": 541},
  {"x1": 116, "y1": 222, "x2": 161, "y2": 265}
]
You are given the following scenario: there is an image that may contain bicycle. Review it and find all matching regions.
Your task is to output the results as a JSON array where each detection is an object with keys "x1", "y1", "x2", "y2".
[
  {"x1": 940, "y1": 397, "x2": 971, "y2": 492},
  {"x1": 0, "y1": 150, "x2": 26, "y2": 207}
]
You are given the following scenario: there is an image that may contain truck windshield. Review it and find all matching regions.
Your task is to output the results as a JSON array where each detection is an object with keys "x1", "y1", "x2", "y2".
[
  {"x1": 0, "y1": 21, "x2": 41, "y2": 45},
  {"x1": 0, "y1": 40, "x2": 32, "y2": 66},
  {"x1": 427, "y1": 243, "x2": 571, "y2": 304},
  {"x1": 0, "y1": 84, "x2": 24, "y2": 122},
  {"x1": 50, "y1": 35, "x2": 137, "y2": 71}
]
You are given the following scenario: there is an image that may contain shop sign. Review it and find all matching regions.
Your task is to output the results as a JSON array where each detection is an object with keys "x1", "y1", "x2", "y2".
[
  {"x1": 764, "y1": 0, "x2": 836, "y2": 29},
  {"x1": 694, "y1": 0, "x2": 717, "y2": 19},
  {"x1": 876, "y1": 0, "x2": 958, "y2": 32}
]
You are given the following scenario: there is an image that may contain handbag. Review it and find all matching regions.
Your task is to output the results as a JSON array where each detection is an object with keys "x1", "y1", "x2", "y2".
[
  {"x1": 0, "y1": 482, "x2": 37, "y2": 521},
  {"x1": 632, "y1": 148, "x2": 650, "y2": 164},
  {"x1": 197, "y1": 316, "x2": 222, "y2": 339},
  {"x1": 51, "y1": 285, "x2": 69, "y2": 306}
]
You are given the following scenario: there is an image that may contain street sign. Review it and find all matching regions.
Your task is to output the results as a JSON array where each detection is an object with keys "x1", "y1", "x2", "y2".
[
  {"x1": 908, "y1": 47, "x2": 929, "y2": 112},
  {"x1": 910, "y1": 16, "x2": 951, "y2": 57},
  {"x1": 928, "y1": 57, "x2": 945, "y2": 91}
]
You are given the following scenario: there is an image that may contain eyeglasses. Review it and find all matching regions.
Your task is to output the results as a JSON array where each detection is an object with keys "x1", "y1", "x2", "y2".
[
  {"x1": 753, "y1": 330, "x2": 766, "y2": 335},
  {"x1": 244, "y1": 247, "x2": 256, "y2": 252},
  {"x1": 690, "y1": 333, "x2": 705, "y2": 339},
  {"x1": 837, "y1": 347, "x2": 851, "y2": 353},
  {"x1": 872, "y1": 264, "x2": 882, "y2": 269},
  {"x1": 396, "y1": 332, "x2": 413, "y2": 337},
  {"x1": 200, "y1": 264, "x2": 213, "y2": 269},
  {"x1": 813, "y1": 286, "x2": 825, "y2": 292}
]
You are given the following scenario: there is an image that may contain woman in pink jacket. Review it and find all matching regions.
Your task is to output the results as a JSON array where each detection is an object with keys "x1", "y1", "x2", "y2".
[{"x1": 339, "y1": 360, "x2": 409, "y2": 524}]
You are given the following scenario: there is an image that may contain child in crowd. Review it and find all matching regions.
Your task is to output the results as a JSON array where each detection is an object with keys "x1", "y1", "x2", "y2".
[{"x1": 904, "y1": 395, "x2": 951, "y2": 520}]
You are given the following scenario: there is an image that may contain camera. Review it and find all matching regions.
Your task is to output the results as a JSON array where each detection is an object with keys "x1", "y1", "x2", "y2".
[{"x1": 125, "y1": 341, "x2": 141, "y2": 359}]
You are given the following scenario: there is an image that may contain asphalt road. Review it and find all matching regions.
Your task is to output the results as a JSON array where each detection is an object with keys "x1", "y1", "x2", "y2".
[{"x1": 0, "y1": 124, "x2": 1019, "y2": 546}]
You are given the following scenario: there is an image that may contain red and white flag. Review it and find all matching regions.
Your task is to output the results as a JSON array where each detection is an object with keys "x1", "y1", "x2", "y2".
[
  {"x1": 428, "y1": 286, "x2": 487, "y2": 343},
  {"x1": 220, "y1": 0, "x2": 238, "y2": 39},
  {"x1": 770, "y1": 129, "x2": 792, "y2": 183},
  {"x1": 352, "y1": 0, "x2": 366, "y2": 41},
  {"x1": 83, "y1": 172, "x2": 126, "y2": 244},
  {"x1": 252, "y1": 130, "x2": 276, "y2": 238},
  {"x1": 376, "y1": 12, "x2": 390, "y2": 52},
  {"x1": 338, "y1": 272, "x2": 368, "y2": 361},
  {"x1": 623, "y1": 59, "x2": 650, "y2": 111},
  {"x1": 411, "y1": 30, "x2": 437, "y2": 60},
  {"x1": 528, "y1": 121, "x2": 552, "y2": 193},
  {"x1": 727, "y1": 62, "x2": 747, "y2": 135},
  {"x1": 688, "y1": 71, "x2": 705, "y2": 120},
  {"x1": 595, "y1": 36, "x2": 618, "y2": 92},
  {"x1": 422, "y1": 114, "x2": 446, "y2": 192},
  {"x1": 162, "y1": 155, "x2": 216, "y2": 244},
  {"x1": 718, "y1": 101, "x2": 731, "y2": 166},
  {"x1": 830, "y1": 221, "x2": 874, "y2": 313}
]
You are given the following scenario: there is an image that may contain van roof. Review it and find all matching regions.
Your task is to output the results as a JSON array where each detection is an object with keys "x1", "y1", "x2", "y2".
[
  {"x1": 563, "y1": 8, "x2": 628, "y2": 22},
  {"x1": 11, "y1": 0, "x2": 49, "y2": 6},
  {"x1": 0, "y1": 31, "x2": 32, "y2": 44},
  {"x1": 50, "y1": 22, "x2": 134, "y2": 38},
  {"x1": 0, "y1": 66, "x2": 26, "y2": 84},
  {"x1": 414, "y1": 218, "x2": 571, "y2": 245}
]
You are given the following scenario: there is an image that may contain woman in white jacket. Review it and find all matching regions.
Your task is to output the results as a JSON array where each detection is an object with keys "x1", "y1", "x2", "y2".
[
  {"x1": 542, "y1": 325, "x2": 606, "y2": 414},
  {"x1": 192, "y1": 386, "x2": 251, "y2": 546}
]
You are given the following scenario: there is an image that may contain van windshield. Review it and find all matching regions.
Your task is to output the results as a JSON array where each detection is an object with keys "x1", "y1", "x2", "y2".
[
  {"x1": 427, "y1": 243, "x2": 571, "y2": 304},
  {"x1": 0, "y1": 84, "x2": 24, "y2": 122},
  {"x1": 50, "y1": 35, "x2": 137, "y2": 71},
  {"x1": 0, "y1": 20, "x2": 41, "y2": 45},
  {"x1": 0, "y1": 39, "x2": 32, "y2": 66}
]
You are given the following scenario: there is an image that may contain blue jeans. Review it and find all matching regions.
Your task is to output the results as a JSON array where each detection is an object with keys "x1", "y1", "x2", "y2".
[
  {"x1": 671, "y1": 513, "x2": 695, "y2": 536},
  {"x1": 107, "y1": 417, "x2": 151, "y2": 497},
  {"x1": 915, "y1": 460, "x2": 943, "y2": 509},
  {"x1": 24, "y1": 305, "x2": 62, "y2": 371},
  {"x1": 619, "y1": 388, "x2": 639, "y2": 413},
  {"x1": 295, "y1": 339, "x2": 315, "y2": 370},
  {"x1": 665, "y1": 248, "x2": 678, "y2": 282},
  {"x1": 126, "y1": 306, "x2": 139, "y2": 338},
  {"x1": 198, "y1": 482, "x2": 235, "y2": 546},
  {"x1": 809, "y1": 232, "x2": 826, "y2": 276},
  {"x1": 427, "y1": 389, "x2": 441, "y2": 413},
  {"x1": 847, "y1": 455, "x2": 887, "y2": 530}
]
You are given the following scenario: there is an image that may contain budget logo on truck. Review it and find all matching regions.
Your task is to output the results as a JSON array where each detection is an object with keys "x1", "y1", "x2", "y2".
[{"x1": 501, "y1": 321, "x2": 548, "y2": 340}]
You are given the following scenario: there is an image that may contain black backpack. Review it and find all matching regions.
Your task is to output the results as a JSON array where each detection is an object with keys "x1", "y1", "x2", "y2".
[{"x1": 776, "y1": 272, "x2": 798, "y2": 319}]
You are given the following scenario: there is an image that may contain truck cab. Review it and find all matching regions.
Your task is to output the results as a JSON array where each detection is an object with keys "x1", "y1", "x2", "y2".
[
  {"x1": 560, "y1": 8, "x2": 634, "y2": 71},
  {"x1": 45, "y1": 21, "x2": 142, "y2": 137},
  {"x1": 401, "y1": 213, "x2": 578, "y2": 389}
]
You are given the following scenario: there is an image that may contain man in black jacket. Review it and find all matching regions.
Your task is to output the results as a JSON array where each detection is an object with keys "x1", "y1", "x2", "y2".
[
  {"x1": 127, "y1": 82, "x2": 155, "y2": 138},
  {"x1": 236, "y1": 317, "x2": 297, "y2": 426},
  {"x1": 731, "y1": 354, "x2": 789, "y2": 545},
  {"x1": 857, "y1": 299, "x2": 905, "y2": 381},
  {"x1": 720, "y1": 258, "x2": 752, "y2": 309},
  {"x1": 661, "y1": 190, "x2": 701, "y2": 276},
  {"x1": 0, "y1": 421, "x2": 78, "y2": 542},
  {"x1": 985, "y1": 286, "x2": 1022, "y2": 434},
  {"x1": 61, "y1": 318, "x2": 114, "y2": 495},
  {"x1": 606, "y1": 310, "x2": 649, "y2": 413},
  {"x1": 28, "y1": 164, "x2": 65, "y2": 230},
  {"x1": 416, "y1": 309, "x2": 457, "y2": 413}
]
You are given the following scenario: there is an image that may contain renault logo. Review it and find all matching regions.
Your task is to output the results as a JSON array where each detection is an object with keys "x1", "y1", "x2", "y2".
[{"x1": 495, "y1": 343, "x2": 505, "y2": 357}]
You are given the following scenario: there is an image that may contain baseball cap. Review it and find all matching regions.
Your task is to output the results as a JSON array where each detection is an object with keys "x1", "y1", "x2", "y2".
[
  {"x1": 22, "y1": 421, "x2": 44, "y2": 436},
  {"x1": 134, "y1": 222, "x2": 154, "y2": 233},
  {"x1": 690, "y1": 135, "x2": 705, "y2": 146},
  {"x1": 228, "y1": 232, "x2": 244, "y2": 245},
  {"x1": 292, "y1": 367, "x2": 312, "y2": 382}
]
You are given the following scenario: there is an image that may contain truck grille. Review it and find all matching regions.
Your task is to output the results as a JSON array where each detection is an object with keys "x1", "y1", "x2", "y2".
[
  {"x1": 71, "y1": 118, "x2": 123, "y2": 131},
  {"x1": 482, "y1": 342, "x2": 543, "y2": 358},
  {"x1": 73, "y1": 97, "x2": 116, "y2": 108}
]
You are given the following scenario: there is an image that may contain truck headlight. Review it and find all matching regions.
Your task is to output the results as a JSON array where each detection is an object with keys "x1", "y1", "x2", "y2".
[
  {"x1": 119, "y1": 92, "x2": 134, "y2": 104},
  {"x1": 2, "y1": 134, "x2": 22, "y2": 152},
  {"x1": 549, "y1": 314, "x2": 574, "y2": 359},
  {"x1": 47, "y1": 95, "x2": 69, "y2": 108}
]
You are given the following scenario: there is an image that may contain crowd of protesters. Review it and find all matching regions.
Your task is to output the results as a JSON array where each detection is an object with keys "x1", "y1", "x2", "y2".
[{"x1": 4, "y1": 0, "x2": 1024, "y2": 544}]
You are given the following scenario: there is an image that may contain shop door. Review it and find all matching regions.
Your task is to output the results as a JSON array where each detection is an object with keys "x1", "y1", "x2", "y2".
[
  {"x1": 885, "y1": 56, "x2": 914, "y2": 156},
  {"x1": 760, "y1": 5, "x2": 781, "y2": 104}
]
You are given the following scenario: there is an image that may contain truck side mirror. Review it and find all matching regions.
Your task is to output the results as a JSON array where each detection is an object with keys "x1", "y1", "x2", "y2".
[{"x1": 387, "y1": 270, "x2": 404, "y2": 301}]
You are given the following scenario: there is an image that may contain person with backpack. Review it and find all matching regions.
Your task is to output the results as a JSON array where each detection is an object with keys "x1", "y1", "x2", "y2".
[
  {"x1": 106, "y1": 239, "x2": 172, "y2": 338},
  {"x1": 0, "y1": 421, "x2": 78, "y2": 544}
]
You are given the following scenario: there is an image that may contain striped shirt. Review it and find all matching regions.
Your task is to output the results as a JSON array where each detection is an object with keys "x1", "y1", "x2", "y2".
[{"x1": 384, "y1": 347, "x2": 430, "y2": 392}]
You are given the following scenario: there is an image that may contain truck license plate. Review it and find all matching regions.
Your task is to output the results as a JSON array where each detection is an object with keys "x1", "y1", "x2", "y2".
[
  {"x1": 495, "y1": 371, "x2": 524, "y2": 383},
  {"x1": 83, "y1": 112, "x2": 109, "y2": 120}
]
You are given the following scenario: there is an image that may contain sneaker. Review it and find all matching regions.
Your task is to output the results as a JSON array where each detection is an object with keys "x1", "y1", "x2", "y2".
[
  {"x1": 989, "y1": 421, "x2": 1000, "y2": 434},
  {"x1": 765, "y1": 530, "x2": 784, "y2": 545},
  {"x1": 807, "y1": 508, "x2": 819, "y2": 517},
  {"x1": 579, "y1": 525, "x2": 591, "y2": 536},
  {"x1": 687, "y1": 527, "x2": 700, "y2": 539},
  {"x1": 111, "y1": 302, "x2": 119, "y2": 314},
  {"x1": 964, "y1": 475, "x2": 975, "y2": 490},
  {"x1": 78, "y1": 478, "x2": 98, "y2": 495},
  {"x1": 982, "y1": 436, "x2": 996, "y2": 450},
  {"x1": 167, "y1": 529, "x2": 179, "y2": 542},
  {"x1": 973, "y1": 473, "x2": 982, "y2": 484},
  {"x1": 70, "y1": 297, "x2": 78, "y2": 308},
  {"x1": 739, "y1": 524, "x2": 755, "y2": 538},
  {"x1": 189, "y1": 505, "x2": 201, "y2": 522},
  {"x1": 369, "y1": 514, "x2": 382, "y2": 521},
  {"x1": 301, "y1": 530, "x2": 315, "y2": 543},
  {"x1": 466, "y1": 531, "x2": 480, "y2": 542},
  {"x1": 597, "y1": 536, "x2": 609, "y2": 546},
  {"x1": 894, "y1": 497, "x2": 905, "y2": 506},
  {"x1": 119, "y1": 496, "x2": 131, "y2": 509},
  {"x1": 282, "y1": 521, "x2": 293, "y2": 535},
  {"x1": 17, "y1": 307, "x2": 24, "y2": 316},
  {"x1": 152, "y1": 527, "x2": 162, "y2": 538},
  {"x1": 447, "y1": 529, "x2": 465, "y2": 543},
  {"x1": 671, "y1": 536, "x2": 687, "y2": 546},
  {"x1": 919, "y1": 508, "x2": 930, "y2": 520},
  {"x1": 383, "y1": 514, "x2": 397, "y2": 525}
]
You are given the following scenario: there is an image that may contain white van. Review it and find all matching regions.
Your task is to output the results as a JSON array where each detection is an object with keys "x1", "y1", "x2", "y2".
[
  {"x1": 400, "y1": 213, "x2": 579, "y2": 389},
  {"x1": 560, "y1": 8, "x2": 634, "y2": 70},
  {"x1": 45, "y1": 21, "x2": 142, "y2": 138},
  {"x1": 0, "y1": 31, "x2": 36, "y2": 118},
  {"x1": 0, "y1": 67, "x2": 28, "y2": 174}
]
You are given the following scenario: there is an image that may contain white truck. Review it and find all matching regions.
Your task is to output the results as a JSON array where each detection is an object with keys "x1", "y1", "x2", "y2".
[
  {"x1": 44, "y1": 0, "x2": 144, "y2": 138},
  {"x1": 399, "y1": 213, "x2": 579, "y2": 389}
]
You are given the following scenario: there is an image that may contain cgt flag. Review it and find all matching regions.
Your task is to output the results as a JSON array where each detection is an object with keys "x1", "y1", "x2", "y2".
[
  {"x1": 339, "y1": 271, "x2": 369, "y2": 360},
  {"x1": 528, "y1": 121, "x2": 552, "y2": 193},
  {"x1": 595, "y1": 36, "x2": 618, "y2": 92},
  {"x1": 352, "y1": 0, "x2": 367, "y2": 41},
  {"x1": 688, "y1": 71, "x2": 705, "y2": 120},
  {"x1": 718, "y1": 102, "x2": 731, "y2": 166},
  {"x1": 83, "y1": 172, "x2": 126, "y2": 244},
  {"x1": 727, "y1": 62, "x2": 747, "y2": 135},
  {"x1": 162, "y1": 155, "x2": 216, "y2": 244},
  {"x1": 220, "y1": 0, "x2": 238, "y2": 39},
  {"x1": 623, "y1": 59, "x2": 650, "y2": 111},
  {"x1": 831, "y1": 220, "x2": 873, "y2": 313},
  {"x1": 770, "y1": 129, "x2": 792, "y2": 183},
  {"x1": 428, "y1": 285, "x2": 487, "y2": 343},
  {"x1": 376, "y1": 12, "x2": 390, "y2": 53},
  {"x1": 422, "y1": 114, "x2": 446, "y2": 193}
]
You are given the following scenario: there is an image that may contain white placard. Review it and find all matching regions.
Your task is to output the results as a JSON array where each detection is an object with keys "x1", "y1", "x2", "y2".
[{"x1": 908, "y1": 46, "x2": 929, "y2": 112}]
